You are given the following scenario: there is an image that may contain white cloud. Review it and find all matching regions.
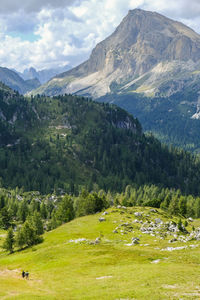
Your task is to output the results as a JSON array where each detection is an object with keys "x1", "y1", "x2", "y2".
[{"x1": 0, "y1": 0, "x2": 200, "y2": 72}]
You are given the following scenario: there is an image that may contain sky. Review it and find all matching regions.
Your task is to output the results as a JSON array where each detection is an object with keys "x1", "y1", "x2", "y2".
[{"x1": 1, "y1": 0, "x2": 200, "y2": 72}]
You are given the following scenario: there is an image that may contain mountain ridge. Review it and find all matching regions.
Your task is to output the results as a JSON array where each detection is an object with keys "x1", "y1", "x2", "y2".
[
  {"x1": 31, "y1": 9, "x2": 200, "y2": 98},
  {"x1": 0, "y1": 67, "x2": 40, "y2": 94}
]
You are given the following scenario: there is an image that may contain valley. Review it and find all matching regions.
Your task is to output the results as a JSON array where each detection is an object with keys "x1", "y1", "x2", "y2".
[{"x1": 1, "y1": 5, "x2": 200, "y2": 300}]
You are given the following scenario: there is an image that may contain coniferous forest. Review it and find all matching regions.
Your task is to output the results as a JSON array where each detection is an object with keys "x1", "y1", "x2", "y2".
[
  {"x1": 1, "y1": 83, "x2": 200, "y2": 196},
  {"x1": 1, "y1": 82, "x2": 200, "y2": 250}
]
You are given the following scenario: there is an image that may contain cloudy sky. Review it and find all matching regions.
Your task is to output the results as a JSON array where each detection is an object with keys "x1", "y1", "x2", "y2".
[{"x1": 0, "y1": 0, "x2": 200, "y2": 72}]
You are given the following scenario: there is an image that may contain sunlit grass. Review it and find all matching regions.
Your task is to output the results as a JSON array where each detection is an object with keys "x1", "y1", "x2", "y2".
[{"x1": 0, "y1": 207, "x2": 200, "y2": 299}]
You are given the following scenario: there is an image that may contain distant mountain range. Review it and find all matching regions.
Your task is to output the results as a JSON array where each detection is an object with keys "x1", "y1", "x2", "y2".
[
  {"x1": 30, "y1": 9, "x2": 200, "y2": 151},
  {"x1": 17, "y1": 65, "x2": 72, "y2": 84},
  {"x1": 0, "y1": 67, "x2": 40, "y2": 94},
  {"x1": 0, "y1": 65, "x2": 72, "y2": 95}
]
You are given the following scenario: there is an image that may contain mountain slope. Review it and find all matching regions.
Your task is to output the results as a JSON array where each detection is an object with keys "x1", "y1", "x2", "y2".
[
  {"x1": 1, "y1": 83, "x2": 200, "y2": 195},
  {"x1": 0, "y1": 67, "x2": 40, "y2": 94},
  {"x1": 32, "y1": 9, "x2": 200, "y2": 98},
  {"x1": 31, "y1": 9, "x2": 200, "y2": 152},
  {"x1": 0, "y1": 207, "x2": 200, "y2": 299}
]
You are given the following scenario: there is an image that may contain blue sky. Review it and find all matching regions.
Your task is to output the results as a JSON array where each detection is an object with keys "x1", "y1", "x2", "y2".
[{"x1": 0, "y1": 0, "x2": 200, "y2": 71}]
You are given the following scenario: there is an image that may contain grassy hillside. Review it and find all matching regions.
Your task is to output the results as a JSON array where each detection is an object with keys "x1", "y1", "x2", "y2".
[{"x1": 0, "y1": 207, "x2": 200, "y2": 299}]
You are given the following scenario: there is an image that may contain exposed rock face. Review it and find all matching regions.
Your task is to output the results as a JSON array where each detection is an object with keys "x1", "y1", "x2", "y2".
[{"x1": 33, "y1": 9, "x2": 200, "y2": 98}]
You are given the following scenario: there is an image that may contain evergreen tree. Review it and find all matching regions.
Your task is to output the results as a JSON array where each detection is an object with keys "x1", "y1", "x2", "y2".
[
  {"x1": 32, "y1": 212, "x2": 44, "y2": 235},
  {"x1": 178, "y1": 196, "x2": 187, "y2": 216},
  {"x1": 15, "y1": 227, "x2": 26, "y2": 249},
  {"x1": 2, "y1": 227, "x2": 15, "y2": 253},
  {"x1": 0, "y1": 207, "x2": 11, "y2": 229}
]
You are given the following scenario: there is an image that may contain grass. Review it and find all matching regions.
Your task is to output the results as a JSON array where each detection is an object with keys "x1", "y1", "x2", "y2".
[{"x1": 0, "y1": 207, "x2": 200, "y2": 299}]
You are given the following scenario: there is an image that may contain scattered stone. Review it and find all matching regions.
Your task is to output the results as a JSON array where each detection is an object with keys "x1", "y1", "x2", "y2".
[
  {"x1": 188, "y1": 217, "x2": 194, "y2": 222},
  {"x1": 169, "y1": 238, "x2": 177, "y2": 243},
  {"x1": 188, "y1": 228, "x2": 200, "y2": 241},
  {"x1": 113, "y1": 230, "x2": 118, "y2": 234},
  {"x1": 189, "y1": 244, "x2": 198, "y2": 249},
  {"x1": 99, "y1": 217, "x2": 106, "y2": 222},
  {"x1": 150, "y1": 209, "x2": 157, "y2": 213},
  {"x1": 155, "y1": 218, "x2": 162, "y2": 224},
  {"x1": 132, "y1": 237, "x2": 140, "y2": 244},
  {"x1": 133, "y1": 219, "x2": 140, "y2": 223},
  {"x1": 117, "y1": 205, "x2": 122, "y2": 209},
  {"x1": 121, "y1": 206, "x2": 127, "y2": 209},
  {"x1": 69, "y1": 237, "x2": 103, "y2": 246},
  {"x1": 134, "y1": 212, "x2": 142, "y2": 217},
  {"x1": 161, "y1": 246, "x2": 187, "y2": 251},
  {"x1": 102, "y1": 211, "x2": 108, "y2": 216},
  {"x1": 96, "y1": 276, "x2": 113, "y2": 280},
  {"x1": 69, "y1": 238, "x2": 89, "y2": 244},
  {"x1": 125, "y1": 237, "x2": 140, "y2": 246},
  {"x1": 95, "y1": 237, "x2": 101, "y2": 244},
  {"x1": 151, "y1": 259, "x2": 161, "y2": 264}
]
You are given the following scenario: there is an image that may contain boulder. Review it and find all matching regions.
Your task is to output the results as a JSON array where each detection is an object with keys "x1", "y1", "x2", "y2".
[
  {"x1": 155, "y1": 218, "x2": 162, "y2": 224},
  {"x1": 150, "y1": 209, "x2": 157, "y2": 213},
  {"x1": 134, "y1": 212, "x2": 142, "y2": 217},
  {"x1": 102, "y1": 211, "x2": 108, "y2": 216},
  {"x1": 95, "y1": 237, "x2": 101, "y2": 244},
  {"x1": 169, "y1": 238, "x2": 177, "y2": 243},
  {"x1": 188, "y1": 217, "x2": 194, "y2": 222},
  {"x1": 132, "y1": 237, "x2": 140, "y2": 244}
]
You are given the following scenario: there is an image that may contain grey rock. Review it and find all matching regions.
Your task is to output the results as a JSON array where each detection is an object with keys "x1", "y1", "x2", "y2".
[
  {"x1": 169, "y1": 238, "x2": 177, "y2": 243},
  {"x1": 95, "y1": 237, "x2": 101, "y2": 244},
  {"x1": 99, "y1": 217, "x2": 106, "y2": 222},
  {"x1": 150, "y1": 209, "x2": 157, "y2": 213},
  {"x1": 188, "y1": 217, "x2": 194, "y2": 222},
  {"x1": 132, "y1": 237, "x2": 140, "y2": 244},
  {"x1": 102, "y1": 211, "x2": 108, "y2": 216},
  {"x1": 134, "y1": 212, "x2": 142, "y2": 217},
  {"x1": 155, "y1": 218, "x2": 162, "y2": 224}
]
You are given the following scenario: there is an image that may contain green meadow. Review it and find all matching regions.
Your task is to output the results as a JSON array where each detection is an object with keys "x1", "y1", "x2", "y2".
[{"x1": 0, "y1": 207, "x2": 200, "y2": 299}]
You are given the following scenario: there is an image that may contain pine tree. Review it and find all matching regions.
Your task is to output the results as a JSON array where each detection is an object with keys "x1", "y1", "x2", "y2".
[
  {"x1": 15, "y1": 228, "x2": 25, "y2": 249},
  {"x1": 0, "y1": 207, "x2": 11, "y2": 229},
  {"x1": 32, "y1": 212, "x2": 44, "y2": 235},
  {"x1": 3, "y1": 227, "x2": 15, "y2": 253}
]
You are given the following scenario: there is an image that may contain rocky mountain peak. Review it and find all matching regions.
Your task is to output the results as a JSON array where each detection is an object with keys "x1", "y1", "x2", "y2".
[{"x1": 32, "y1": 9, "x2": 200, "y2": 98}]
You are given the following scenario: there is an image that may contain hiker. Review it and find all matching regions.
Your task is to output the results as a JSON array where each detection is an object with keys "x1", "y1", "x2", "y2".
[
  {"x1": 25, "y1": 271, "x2": 29, "y2": 279},
  {"x1": 22, "y1": 270, "x2": 25, "y2": 278}
]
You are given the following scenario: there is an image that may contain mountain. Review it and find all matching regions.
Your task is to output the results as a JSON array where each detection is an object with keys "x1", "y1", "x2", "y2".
[
  {"x1": 32, "y1": 9, "x2": 200, "y2": 98},
  {"x1": 18, "y1": 65, "x2": 72, "y2": 84},
  {"x1": 0, "y1": 67, "x2": 40, "y2": 94},
  {"x1": 1, "y1": 83, "x2": 200, "y2": 195},
  {"x1": 31, "y1": 9, "x2": 200, "y2": 151}
]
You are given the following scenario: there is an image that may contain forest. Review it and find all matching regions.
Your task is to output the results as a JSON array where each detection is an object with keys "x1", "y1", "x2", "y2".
[
  {"x1": 1, "y1": 86, "x2": 200, "y2": 195},
  {"x1": 1, "y1": 184, "x2": 200, "y2": 252},
  {"x1": 1, "y1": 83, "x2": 200, "y2": 252}
]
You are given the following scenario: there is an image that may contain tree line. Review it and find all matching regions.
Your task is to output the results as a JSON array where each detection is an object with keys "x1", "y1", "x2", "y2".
[{"x1": 1, "y1": 184, "x2": 200, "y2": 253}]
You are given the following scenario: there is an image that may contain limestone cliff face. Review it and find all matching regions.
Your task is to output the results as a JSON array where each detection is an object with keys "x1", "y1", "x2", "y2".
[{"x1": 32, "y1": 9, "x2": 200, "y2": 98}]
